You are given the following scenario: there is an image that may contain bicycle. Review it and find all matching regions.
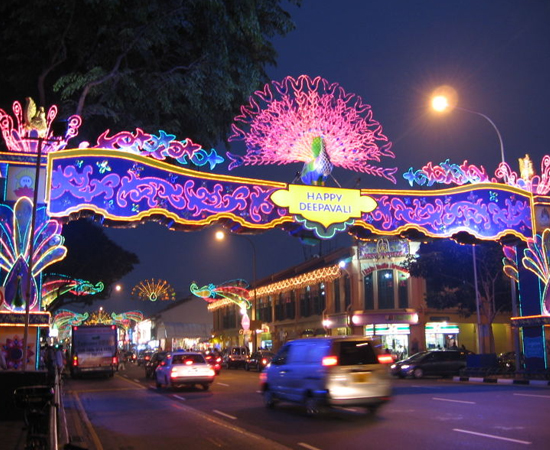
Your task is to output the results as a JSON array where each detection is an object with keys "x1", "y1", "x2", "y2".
[{"x1": 13, "y1": 385, "x2": 55, "y2": 450}]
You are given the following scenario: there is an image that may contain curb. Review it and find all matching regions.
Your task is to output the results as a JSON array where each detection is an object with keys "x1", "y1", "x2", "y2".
[{"x1": 453, "y1": 376, "x2": 550, "y2": 387}]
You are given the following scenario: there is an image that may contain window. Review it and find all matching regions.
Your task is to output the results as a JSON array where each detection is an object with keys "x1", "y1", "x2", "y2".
[
  {"x1": 334, "y1": 279, "x2": 341, "y2": 313},
  {"x1": 398, "y1": 271, "x2": 409, "y2": 308},
  {"x1": 378, "y1": 270, "x2": 394, "y2": 309},
  {"x1": 363, "y1": 273, "x2": 374, "y2": 310},
  {"x1": 344, "y1": 276, "x2": 352, "y2": 310},
  {"x1": 285, "y1": 291, "x2": 296, "y2": 319}
]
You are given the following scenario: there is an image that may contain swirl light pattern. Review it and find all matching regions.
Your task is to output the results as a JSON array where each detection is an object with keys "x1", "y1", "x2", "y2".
[
  {"x1": 403, "y1": 160, "x2": 490, "y2": 187},
  {"x1": 190, "y1": 279, "x2": 251, "y2": 312},
  {"x1": 228, "y1": 75, "x2": 397, "y2": 183},
  {"x1": 522, "y1": 230, "x2": 550, "y2": 315}
]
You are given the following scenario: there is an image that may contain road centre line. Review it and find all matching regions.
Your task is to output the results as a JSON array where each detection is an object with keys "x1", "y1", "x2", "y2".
[
  {"x1": 172, "y1": 395, "x2": 186, "y2": 401},
  {"x1": 298, "y1": 443, "x2": 322, "y2": 450},
  {"x1": 216, "y1": 382, "x2": 230, "y2": 386},
  {"x1": 514, "y1": 393, "x2": 550, "y2": 399},
  {"x1": 213, "y1": 409, "x2": 237, "y2": 420},
  {"x1": 453, "y1": 428, "x2": 532, "y2": 445},
  {"x1": 433, "y1": 397, "x2": 475, "y2": 404}
]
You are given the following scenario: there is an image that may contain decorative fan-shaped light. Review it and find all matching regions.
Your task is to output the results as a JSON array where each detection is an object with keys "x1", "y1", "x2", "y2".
[{"x1": 131, "y1": 279, "x2": 176, "y2": 302}]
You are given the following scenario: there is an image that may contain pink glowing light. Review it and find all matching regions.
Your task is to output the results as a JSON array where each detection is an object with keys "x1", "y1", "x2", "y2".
[{"x1": 228, "y1": 75, "x2": 397, "y2": 183}]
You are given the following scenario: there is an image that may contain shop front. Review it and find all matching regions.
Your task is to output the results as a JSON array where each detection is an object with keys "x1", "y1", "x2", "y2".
[
  {"x1": 365, "y1": 323, "x2": 411, "y2": 360},
  {"x1": 425, "y1": 321, "x2": 461, "y2": 350}
]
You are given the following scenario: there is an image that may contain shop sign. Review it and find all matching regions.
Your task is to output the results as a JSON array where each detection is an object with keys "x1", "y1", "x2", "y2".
[{"x1": 425, "y1": 322, "x2": 459, "y2": 333}]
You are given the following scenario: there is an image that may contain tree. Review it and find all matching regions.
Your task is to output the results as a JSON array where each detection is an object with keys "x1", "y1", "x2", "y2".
[
  {"x1": 0, "y1": 0, "x2": 301, "y2": 146},
  {"x1": 46, "y1": 219, "x2": 139, "y2": 310},
  {"x1": 406, "y1": 239, "x2": 512, "y2": 353}
]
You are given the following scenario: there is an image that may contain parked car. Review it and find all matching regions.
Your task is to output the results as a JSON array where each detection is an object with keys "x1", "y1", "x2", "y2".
[
  {"x1": 145, "y1": 351, "x2": 168, "y2": 378},
  {"x1": 155, "y1": 351, "x2": 216, "y2": 390},
  {"x1": 137, "y1": 350, "x2": 153, "y2": 366},
  {"x1": 390, "y1": 350, "x2": 469, "y2": 379},
  {"x1": 204, "y1": 351, "x2": 222, "y2": 375},
  {"x1": 223, "y1": 346, "x2": 249, "y2": 369},
  {"x1": 246, "y1": 350, "x2": 275, "y2": 372},
  {"x1": 260, "y1": 336, "x2": 393, "y2": 416}
]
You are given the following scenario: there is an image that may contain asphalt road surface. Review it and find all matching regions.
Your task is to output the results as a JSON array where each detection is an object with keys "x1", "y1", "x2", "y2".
[{"x1": 62, "y1": 362, "x2": 550, "y2": 450}]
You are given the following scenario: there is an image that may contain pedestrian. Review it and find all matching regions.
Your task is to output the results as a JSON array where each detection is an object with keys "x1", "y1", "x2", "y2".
[
  {"x1": 55, "y1": 345, "x2": 66, "y2": 378},
  {"x1": 0, "y1": 350, "x2": 7, "y2": 370},
  {"x1": 44, "y1": 344, "x2": 56, "y2": 384}
]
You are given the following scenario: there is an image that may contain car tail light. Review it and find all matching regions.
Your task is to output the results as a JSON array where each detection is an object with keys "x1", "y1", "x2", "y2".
[
  {"x1": 322, "y1": 356, "x2": 338, "y2": 366},
  {"x1": 72, "y1": 355, "x2": 78, "y2": 367},
  {"x1": 378, "y1": 354, "x2": 394, "y2": 364},
  {"x1": 261, "y1": 358, "x2": 268, "y2": 365},
  {"x1": 112, "y1": 356, "x2": 118, "y2": 365},
  {"x1": 185, "y1": 360, "x2": 194, "y2": 365},
  {"x1": 216, "y1": 357, "x2": 221, "y2": 363}
]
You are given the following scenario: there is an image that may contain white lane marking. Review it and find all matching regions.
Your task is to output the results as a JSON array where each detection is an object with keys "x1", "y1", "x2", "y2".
[
  {"x1": 433, "y1": 397, "x2": 475, "y2": 404},
  {"x1": 173, "y1": 395, "x2": 186, "y2": 401},
  {"x1": 298, "y1": 443, "x2": 322, "y2": 450},
  {"x1": 412, "y1": 385, "x2": 442, "y2": 389},
  {"x1": 216, "y1": 382, "x2": 229, "y2": 386},
  {"x1": 133, "y1": 379, "x2": 140, "y2": 383},
  {"x1": 213, "y1": 409, "x2": 237, "y2": 420},
  {"x1": 453, "y1": 428, "x2": 531, "y2": 445},
  {"x1": 514, "y1": 393, "x2": 550, "y2": 399}
]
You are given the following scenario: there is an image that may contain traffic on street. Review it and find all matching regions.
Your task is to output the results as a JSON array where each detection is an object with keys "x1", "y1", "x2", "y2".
[{"x1": 61, "y1": 360, "x2": 550, "y2": 450}]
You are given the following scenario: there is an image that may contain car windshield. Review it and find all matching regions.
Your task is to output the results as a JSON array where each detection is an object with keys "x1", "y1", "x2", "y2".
[
  {"x1": 406, "y1": 351, "x2": 430, "y2": 362},
  {"x1": 172, "y1": 354, "x2": 205, "y2": 365}
]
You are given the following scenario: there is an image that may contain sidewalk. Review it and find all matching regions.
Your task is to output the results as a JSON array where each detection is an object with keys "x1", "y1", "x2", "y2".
[
  {"x1": 0, "y1": 420, "x2": 26, "y2": 450},
  {"x1": 454, "y1": 375, "x2": 550, "y2": 387}
]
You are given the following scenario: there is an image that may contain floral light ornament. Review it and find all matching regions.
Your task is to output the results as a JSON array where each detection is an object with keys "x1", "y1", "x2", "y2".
[
  {"x1": 131, "y1": 278, "x2": 176, "y2": 302},
  {"x1": 42, "y1": 274, "x2": 104, "y2": 308},
  {"x1": 522, "y1": 229, "x2": 550, "y2": 315},
  {"x1": 0, "y1": 98, "x2": 81, "y2": 154},
  {"x1": 0, "y1": 197, "x2": 67, "y2": 311},
  {"x1": 190, "y1": 279, "x2": 251, "y2": 311}
]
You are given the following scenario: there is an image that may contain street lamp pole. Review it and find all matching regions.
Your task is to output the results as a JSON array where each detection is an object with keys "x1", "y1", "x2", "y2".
[{"x1": 215, "y1": 231, "x2": 258, "y2": 350}]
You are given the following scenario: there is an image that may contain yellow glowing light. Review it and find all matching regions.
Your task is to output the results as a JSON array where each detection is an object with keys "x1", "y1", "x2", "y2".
[
  {"x1": 430, "y1": 85, "x2": 458, "y2": 113},
  {"x1": 431, "y1": 95, "x2": 449, "y2": 112}
]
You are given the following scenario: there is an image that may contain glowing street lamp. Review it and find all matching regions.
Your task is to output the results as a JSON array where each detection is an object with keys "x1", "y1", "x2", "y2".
[
  {"x1": 215, "y1": 230, "x2": 258, "y2": 349},
  {"x1": 430, "y1": 85, "x2": 505, "y2": 164}
]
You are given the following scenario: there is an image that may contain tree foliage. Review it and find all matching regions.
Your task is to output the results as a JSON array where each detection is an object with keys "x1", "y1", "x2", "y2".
[
  {"x1": 0, "y1": 0, "x2": 301, "y2": 146},
  {"x1": 46, "y1": 219, "x2": 139, "y2": 310},
  {"x1": 406, "y1": 239, "x2": 513, "y2": 352}
]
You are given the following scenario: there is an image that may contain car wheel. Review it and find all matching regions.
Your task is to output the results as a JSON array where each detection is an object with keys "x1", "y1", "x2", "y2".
[
  {"x1": 263, "y1": 388, "x2": 276, "y2": 409},
  {"x1": 202, "y1": 384, "x2": 210, "y2": 391},
  {"x1": 413, "y1": 367, "x2": 424, "y2": 379},
  {"x1": 367, "y1": 405, "x2": 380, "y2": 415},
  {"x1": 304, "y1": 395, "x2": 321, "y2": 417},
  {"x1": 245, "y1": 363, "x2": 250, "y2": 371},
  {"x1": 155, "y1": 377, "x2": 162, "y2": 389}
]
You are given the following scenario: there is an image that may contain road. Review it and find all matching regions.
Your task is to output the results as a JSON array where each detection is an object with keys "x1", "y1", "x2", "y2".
[{"x1": 62, "y1": 362, "x2": 550, "y2": 450}]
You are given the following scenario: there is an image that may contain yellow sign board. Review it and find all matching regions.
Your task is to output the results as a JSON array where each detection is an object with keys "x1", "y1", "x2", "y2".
[{"x1": 271, "y1": 185, "x2": 377, "y2": 229}]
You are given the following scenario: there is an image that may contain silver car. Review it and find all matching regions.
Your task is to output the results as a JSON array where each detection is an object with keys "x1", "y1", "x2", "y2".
[
  {"x1": 260, "y1": 336, "x2": 392, "y2": 416},
  {"x1": 155, "y1": 351, "x2": 215, "y2": 390}
]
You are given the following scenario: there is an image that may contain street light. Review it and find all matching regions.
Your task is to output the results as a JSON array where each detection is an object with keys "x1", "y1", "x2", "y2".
[
  {"x1": 431, "y1": 85, "x2": 505, "y2": 164},
  {"x1": 215, "y1": 230, "x2": 258, "y2": 350},
  {"x1": 431, "y1": 86, "x2": 519, "y2": 358}
]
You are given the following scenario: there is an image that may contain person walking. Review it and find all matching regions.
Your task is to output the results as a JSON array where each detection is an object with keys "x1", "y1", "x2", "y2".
[{"x1": 55, "y1": 345, "x2": 66, "y2": 379}]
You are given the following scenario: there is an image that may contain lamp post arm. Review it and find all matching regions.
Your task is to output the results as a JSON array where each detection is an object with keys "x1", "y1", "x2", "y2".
[{"x1": 456, "y1": 106, "x2": 505, "y2": 164}]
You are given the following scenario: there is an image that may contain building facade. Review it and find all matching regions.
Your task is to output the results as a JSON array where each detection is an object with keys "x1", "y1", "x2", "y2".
[{"x1": 211, "y1": 238, "x2": 514, "y2": 358}]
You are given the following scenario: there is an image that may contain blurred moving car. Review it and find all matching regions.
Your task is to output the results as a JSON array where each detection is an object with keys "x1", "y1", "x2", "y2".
[
  {"x1": 223, "y1": 346, "x2": 249, "y2": 369},
  {"x1": 156, "y1": 351, "x2": 216, "y2": 390},
  {"x1": 204, "y1": 351, "x2": 222, "y2": 375},
  {"x1": 260, "y1": 336, "x2": 393, "y2": 416},
  {"x1": 123, "y1": 351, "x2": 136, "y2": 363},
  {"x1": 137, "y1": 350, "x2": 153, "y2": 366},
  {"x1": 390, "y1": 350, "x2": 469, "y2": 379},
  {"x1": 145, "y1": 351, "x2": 168, "y2": 378},
  {"x1": 246, "y1": 350, "x2": 275, "y2": 372}
]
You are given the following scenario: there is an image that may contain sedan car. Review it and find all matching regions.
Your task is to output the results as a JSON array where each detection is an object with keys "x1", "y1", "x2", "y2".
[
  {"x1": 137, "y1": 350, "x2": 153, "y2": 366},
  {"x1": 145, "y1": 351, "x2": 168, "y2": 378},
  {"x1": 155, "y1": 351, "x2": 216, "y2": 390},
  {"x1": 390, "y1": 350, "x2": 469, "y2": 379},
  {"x1": 245, "y1": 350, "x2": 275, "y2": 371},
  {"x1": 204, "y1": 351, "x2": 222, "y2": 375}
]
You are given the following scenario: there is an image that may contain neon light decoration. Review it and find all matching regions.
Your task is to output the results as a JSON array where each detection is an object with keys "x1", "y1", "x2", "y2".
[
  {"x1": 86, "y1": 128, "x2": 224, "y2": 170},
  {"x1": 403, "y1": 160, "x2": 490, "y2": 187},
  {"x1": 522, "y1": 229, "x2": 550, "y2": 315},
  {"x1": 0, "y1": 197, "x2": 67, "y2": 311},
  {"x1": 110, "y1": 311, "x2": 144, "y2": 331},
  {"x1": 42, "y1": 274, "x2": 104, "y2": 308},
  {"x1": 502, "y1": 245, "x2": 519, "y2": 283},
  {"x1": 190, "y1": 279, "x2": 251, "y2": 312},
  {"x1": 495, "y1": 154, "x2": 550, "y2": 195},
  {"x1": 0, "y1": 98, "x2": 81, "y2": 154},
  {"x1": 1, "y1": 335, "x2": 34, "y2": 370},
  {"x1": 227, "y1": 75, "x2": 397, "y2": 184},
  {"x1": 132, "y1": 279, "x2": 175, "y2": 302},
  {"x1": 51, "y1": 309, "x2": 89, "y2": 331}
]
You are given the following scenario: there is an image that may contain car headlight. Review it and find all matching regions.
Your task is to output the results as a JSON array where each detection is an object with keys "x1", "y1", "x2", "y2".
[
  {"x1": 401, "y1": 364, "x2": 410, "y2": 370},
  {"x1": 390, "y1": 364, "x2": 397, "y2": 370}
]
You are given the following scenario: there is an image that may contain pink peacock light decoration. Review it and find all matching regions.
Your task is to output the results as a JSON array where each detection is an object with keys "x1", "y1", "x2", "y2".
[
  {"x1": 131, "y1": 279, "x2": 176, "y2": 302},
  {"x1": 227, "y1": 75, "x2": 397, "y2": 185}
]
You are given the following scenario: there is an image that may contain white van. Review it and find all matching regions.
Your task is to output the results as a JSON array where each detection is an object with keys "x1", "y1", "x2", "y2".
[
  {"x1": 223, "y1": 346, "x2": 249, "y2": 369},
  {"x1": 260, "y1": 336, "x2": 392, "y2": 416}
]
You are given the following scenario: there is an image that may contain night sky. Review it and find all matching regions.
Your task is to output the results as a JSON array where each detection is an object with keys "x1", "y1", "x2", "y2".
[{"x1": 98, "y1": 0, "x2": 550, "y2": 316}]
